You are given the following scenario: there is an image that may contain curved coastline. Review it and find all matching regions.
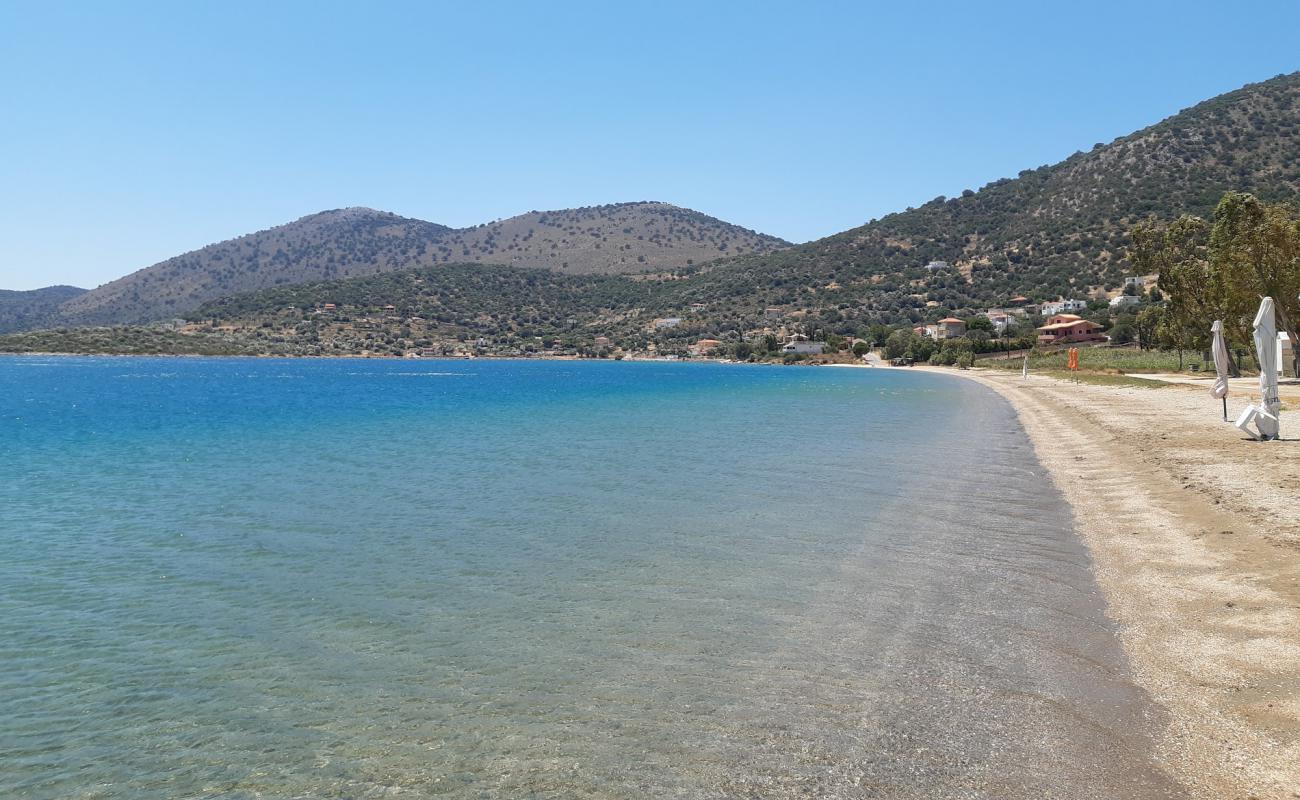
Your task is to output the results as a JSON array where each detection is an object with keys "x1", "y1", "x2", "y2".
[{"x1": 895, "y1": 364, "x2": 1300, "y2": 800}]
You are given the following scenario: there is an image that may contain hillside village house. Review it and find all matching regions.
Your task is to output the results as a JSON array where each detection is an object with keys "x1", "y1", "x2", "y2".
[
  {"x1": 692, "y1": 339, "x2": 723, "y2": 355},
  {"x1": 1109, "y1": 295, "x2": 1141, "y2": 310},
  {"x1": 936, "y1": 317, "x2": 966, "y2": 339},
  {"x1": 1036, "y1": 314, "x2": 1107, "y2": 345},
  {"x1": 984, "y1": 312, "x2": 1014, "y2": 334},
  {"x1": 924, "y1": 260, "x2": 951, "y2": 272},
  {"x1": 782, "y1": 340, "x2": 826, "y2": 355},
  {"x1": 1041, "y1": 299, "x2": 1088, "y2": 316},
  {"x1": 653, "y1": 317, "x2": 682, "y2": 330}
]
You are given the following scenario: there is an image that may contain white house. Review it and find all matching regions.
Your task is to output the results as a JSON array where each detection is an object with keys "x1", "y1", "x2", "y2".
[
  {"x1": 653, "y1": 317, "x2": 682, "y2": 330},
  {"x1": 924, "y1": 261, "x2": 951, "y2": 272},
  {"x1": 782, "y1": 341, "x2": 826, "y2": 355},
  {"x1": 1041, "y1": 299, "x2": 1088, "y2": 316},
  {"x1": 1109, "y1": 295, "x2": 1141, "y2": 310},
  {"x1": 984, "y1": 312, "x2": 1014, "y2": 334}
]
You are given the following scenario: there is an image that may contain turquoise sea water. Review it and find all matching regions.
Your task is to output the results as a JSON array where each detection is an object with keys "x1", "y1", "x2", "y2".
[{"x1": 0, "y1": 357, "x2": 1182, "y2": 798}]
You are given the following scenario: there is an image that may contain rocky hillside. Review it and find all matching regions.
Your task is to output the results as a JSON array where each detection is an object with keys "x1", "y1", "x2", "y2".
[
  {"x1": 10, "y1": 73, "x2": 1300, "y2": 340},
  {"x1": 0, "y1": 286, "x2": 87, "y2": 334},
  {"x1": 185, "y1": 72, "x2": 1300, "y2": 354},
  {"x1": 433, "y1": 203, "x2": 787, "y2": 274},
  {"x1": 34, "y1": 202, "x2": 788, "y2": 328},
  {"x1": 673, "y1": 72, "x2": 1300, "y2": 320}
]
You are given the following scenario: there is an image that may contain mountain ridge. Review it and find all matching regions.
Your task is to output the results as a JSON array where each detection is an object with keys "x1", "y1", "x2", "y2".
[
  {"x1": 5, "y1": 72, "x2": 1300, "y2": 340},
  {"x1": 16, "y1": 201, "x2": 790, "y2": 331}
]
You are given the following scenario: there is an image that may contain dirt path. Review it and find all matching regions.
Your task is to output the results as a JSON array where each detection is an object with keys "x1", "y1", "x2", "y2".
[{"x1": 928, "y1": 367, "x2": 1300, "y2": 799}]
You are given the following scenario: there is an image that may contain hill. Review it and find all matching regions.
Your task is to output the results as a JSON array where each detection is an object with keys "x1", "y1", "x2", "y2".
[
  {"x1": 179, "y1": 72, "x2": 1300, "y2": 357},
  {"x1": 667, "y1": 72, "x2": 1300, "y2": 322},
  {"x1": 0, "y1": 286, "x2": 88, "y2": 334},
  {"x1": 34, "y1": 202, "x2": 788, "y2": 329},
  {"x1": 8, "y1": 73, "x2": 1300, "y2": 349}
]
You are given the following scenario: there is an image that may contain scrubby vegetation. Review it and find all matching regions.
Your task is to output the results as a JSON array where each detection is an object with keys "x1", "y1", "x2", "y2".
[
  {"x1": 0, "y1": 327, "x2": 281, "y2": 356},
  {"x1": 38, "y1": 203, "x2": 790, "y2": 329}
]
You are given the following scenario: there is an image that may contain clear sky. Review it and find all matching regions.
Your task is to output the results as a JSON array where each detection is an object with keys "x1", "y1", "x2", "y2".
[{"x1": 2, "y1": 0, "x2": 1299, "y2": 291}]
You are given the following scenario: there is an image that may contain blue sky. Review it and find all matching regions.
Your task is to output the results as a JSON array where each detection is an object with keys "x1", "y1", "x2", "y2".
[{"x1": 2, "y1": 0, "x2": 1299, "y2": 290}]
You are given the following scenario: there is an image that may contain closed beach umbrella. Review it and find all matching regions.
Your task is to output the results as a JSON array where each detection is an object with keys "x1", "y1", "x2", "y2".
[
  {"x1": 1211, "y1": 320, "x2": 1230, "y2": 420},
  {"x1": 1253, "y1": 297, "x2": 1281, "y2": 440}
]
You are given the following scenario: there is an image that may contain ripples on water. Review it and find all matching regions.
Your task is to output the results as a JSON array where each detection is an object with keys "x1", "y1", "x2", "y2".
[{"x1": 0, "y1": 358, "x2": 1182, "y2": 798}]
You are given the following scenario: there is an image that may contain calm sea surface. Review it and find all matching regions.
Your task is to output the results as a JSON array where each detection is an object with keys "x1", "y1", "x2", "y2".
[{"x1": 0, "y1": 357, "x2": 1182, "y2": 798}]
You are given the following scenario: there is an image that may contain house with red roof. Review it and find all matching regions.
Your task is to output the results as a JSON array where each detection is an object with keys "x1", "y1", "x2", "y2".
[
  {"x1": 936, "y1": 317, "x2": 966, "y2": 339},
  {"x1": 1036, "y1": 314, "x2": 1107, "y2": 345}
]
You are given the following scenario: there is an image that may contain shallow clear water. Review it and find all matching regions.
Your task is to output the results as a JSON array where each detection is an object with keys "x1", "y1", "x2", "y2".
[{"x1": 0, "y1": 357, "x2": 1182, "y2": 798}]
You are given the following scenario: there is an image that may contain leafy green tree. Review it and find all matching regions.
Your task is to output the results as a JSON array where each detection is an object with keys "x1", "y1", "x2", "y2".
[
  {"x1": 1208, "y1": 192, "x2": 1300, "y2": 373},
  {"x1": 884, "y1": 329, "x2": 913, "y2": 359},
  {"x1": 1134, "y1": 306, "x2": 1163, "y2": 351},
  {"x1": 1136, "y1": 193, "x2": 1300, "y2": 372}
]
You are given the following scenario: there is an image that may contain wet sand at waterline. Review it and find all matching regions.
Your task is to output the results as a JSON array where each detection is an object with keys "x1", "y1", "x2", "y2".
[{"x1": 906, "y1": 365, "x2": 1300, "y2": 799}]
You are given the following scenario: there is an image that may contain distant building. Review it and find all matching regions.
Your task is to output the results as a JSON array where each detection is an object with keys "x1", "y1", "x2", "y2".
[
  {"x1": 653, "y1": 317, "x2": 682, "y2": 330},
  {"x1": 1009, "y1": 295, "x2": 1031, "y2": 306},
  {"x1": 1109, "y1": 295, "x2": 1141, "y2": 310},
  {"x1": 693, "y1": 338, "x2": 723, "y2": 355},
  {"x1": 1036, "y1": 314, "x2": 1107, "y2": 345},
  {"x1": 764, "y1": 307, "x2": 783, "y2": 319},
  {"x1": 1123, "y1": 276, "x2": 1144, "y2": 289},
  {"x1": 1040, "y1": 299, "x2": 1088, "y2": 316},
  {"x1": 984, "y1": 312, "x2": 1014, "y2": 334},
  {"x1": 782, "y1": 341, "x2": 826, "y2": 355},
  {"x1": 593, "y1": 336, "x2": 611, "y2": 349},
  {"x1": 936, "y1": 317, "x2": 966, "y2": 339},
  {"x1": 924, "y1": 260, "x2": 950, "y2": 272}
]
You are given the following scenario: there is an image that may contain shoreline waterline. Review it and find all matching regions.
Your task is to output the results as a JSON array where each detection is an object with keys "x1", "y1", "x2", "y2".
[{"x1": 907, "y1": 364, "x2": 1300, "y2": 800}]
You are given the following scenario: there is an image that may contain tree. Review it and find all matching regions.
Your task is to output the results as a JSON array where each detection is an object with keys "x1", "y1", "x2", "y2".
[
  {"x1": 884, "y1": 329, "x2": 911, "y2": 359},
  {"x1": 1132, "y1": 213, "x2": 1212, "y2": 356},
  {"x1": 1133, "y1": 193, "x2": 1300, "y2": 372},
  {"x1": 852, "y1": 340, "x2": 871, "y2": 356},
  {"x1": 1208, "y1": 192, "x2": 1300, "y2": 375},
  {"x1": 1134, "y1": 306, "x2": 1163, "y2": 351},
  {"x1": 966, "y1": 316, "x2": 995, "y2": 333}
]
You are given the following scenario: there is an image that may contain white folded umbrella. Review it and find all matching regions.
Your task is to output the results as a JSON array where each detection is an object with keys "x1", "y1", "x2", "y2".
[
  {"x1": 1252, "y1": 297, "x2": 1281, "y2": 440},
  {"x1": 1211, "y1": 320, "x2": 1230, "y2": 420}
]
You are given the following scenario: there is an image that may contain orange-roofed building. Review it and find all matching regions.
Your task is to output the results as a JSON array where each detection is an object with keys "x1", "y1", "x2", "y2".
[
  {"x1": 1036, "y1": 316, "x2": 1106, "y2": 345},
  {"x1": 936, "y1": 317, "x2": 966, "y2": 339}
]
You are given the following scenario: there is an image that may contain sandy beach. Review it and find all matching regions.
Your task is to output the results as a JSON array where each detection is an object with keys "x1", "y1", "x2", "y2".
[{"x1": 911, "y1": 365, "x2": 1300, "y2": 799}]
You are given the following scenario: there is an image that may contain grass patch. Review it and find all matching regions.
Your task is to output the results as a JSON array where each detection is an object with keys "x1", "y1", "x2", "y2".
[{"x1": 987, "y1": 347, "x2": 1207, "y2": 374}]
